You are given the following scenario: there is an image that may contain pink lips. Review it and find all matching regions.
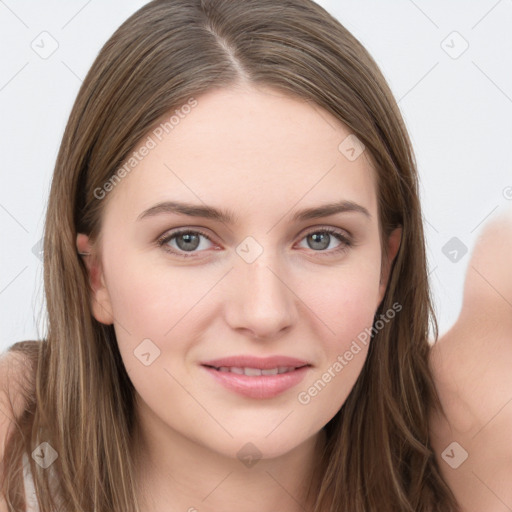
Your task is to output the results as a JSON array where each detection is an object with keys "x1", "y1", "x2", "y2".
[
  {"x1": 200, "y1": 355, "x2": 311, "y2": 399},
  {"x1": 202, "y1": 355, "x2": 310, "y2": 369}
]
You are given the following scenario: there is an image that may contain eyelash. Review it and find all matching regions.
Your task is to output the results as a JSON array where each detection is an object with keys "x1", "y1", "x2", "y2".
[{"x1": 156, "y1": 227, "x2": 353, "y2": 259}]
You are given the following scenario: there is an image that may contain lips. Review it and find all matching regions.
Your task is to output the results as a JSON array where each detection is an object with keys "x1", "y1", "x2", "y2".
[
  {"x1": 213, "y1": 366, "x2": 298, "y2": 376},
  {"x1": 200, "y1": 355, "x2": 312, "y2": 399},
  {"x1": 201, "y1": 355, "x2": 310, "y2": 370}
]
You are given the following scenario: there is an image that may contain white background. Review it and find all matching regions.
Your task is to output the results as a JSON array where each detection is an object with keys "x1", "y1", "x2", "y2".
[{"x1": 1, "y1": 0, "x2": 511, "y2": 351}]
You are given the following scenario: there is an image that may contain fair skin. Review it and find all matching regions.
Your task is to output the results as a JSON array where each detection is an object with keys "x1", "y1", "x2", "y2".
[
  {"x1": 75, "y1": 84, "x2": 401, "y2": 512},
  {"x1": 429, "y1": 209, "x2": 512, "y2": 512},
  {"x1": 1, "y1": 85, "x2": 509, "y2": 512}
]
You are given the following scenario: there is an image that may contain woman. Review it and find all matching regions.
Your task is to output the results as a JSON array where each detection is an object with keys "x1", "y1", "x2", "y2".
[{"x1": 2, "y1": 0, "x2": 508, "y2": 510}]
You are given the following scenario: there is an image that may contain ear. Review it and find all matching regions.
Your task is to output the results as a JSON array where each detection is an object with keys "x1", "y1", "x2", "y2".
[
  {"x1": 377, "y1": 226, "x2": 402, "y2": 306},
  {"x1": 76, "y1": 233, "x2": 114, "y2": 325}
]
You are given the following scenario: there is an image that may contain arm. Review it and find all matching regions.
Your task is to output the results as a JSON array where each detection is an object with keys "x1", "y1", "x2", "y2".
[
  {"x1": 429, "y1": 204, "x2": 512, "y2": 511},
  {"x1": 458, "y1": 205, "x2": 512, "y2": 327}
]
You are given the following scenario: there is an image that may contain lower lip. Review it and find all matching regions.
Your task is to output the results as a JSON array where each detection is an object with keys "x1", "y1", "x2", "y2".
[{"x1": 201, "y1": 365, "x2": 310, "y2": 399}]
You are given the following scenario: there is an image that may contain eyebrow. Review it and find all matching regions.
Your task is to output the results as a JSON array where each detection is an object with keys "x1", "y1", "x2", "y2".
[{"x1": 136, "y1": 199, "x2": 371, "y2": 224}]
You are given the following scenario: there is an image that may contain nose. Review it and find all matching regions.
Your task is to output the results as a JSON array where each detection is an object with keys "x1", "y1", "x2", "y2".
[{"x1": 225, "y1": 250, "x2": 298, "y2": 340}]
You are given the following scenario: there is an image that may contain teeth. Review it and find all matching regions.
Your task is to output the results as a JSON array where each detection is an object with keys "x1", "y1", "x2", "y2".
[
  {"x1": 244, "y1": 367, "x2": 262, "y2": 376},
  {"x1": 214, "y1": 366, "x2": 297, "y2": 375}
]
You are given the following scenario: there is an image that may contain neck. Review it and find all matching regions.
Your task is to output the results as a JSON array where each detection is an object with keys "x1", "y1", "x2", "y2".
[{"x1": 131, "y1": 393, "x2": 327, "y2": 512}]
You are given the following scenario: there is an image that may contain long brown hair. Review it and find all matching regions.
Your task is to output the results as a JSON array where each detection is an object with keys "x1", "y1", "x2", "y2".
[{"x1": 1, "y1": 0, "x2": 460, "y2": 510}]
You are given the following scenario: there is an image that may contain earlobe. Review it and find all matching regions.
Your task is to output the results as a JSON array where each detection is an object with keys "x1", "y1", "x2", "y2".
[
  {"x1": 378, "y1": 226, "x2": 402, "y2": 305},
  {"x1": 76, "y1": 233, "x2": 114, "y2": 325},
  {"x1": 76, "y1": 232, "x2": 92, "y2": 256},
  {"x1": 387, "y1": 226, "x2": 402, "y2": 268}
]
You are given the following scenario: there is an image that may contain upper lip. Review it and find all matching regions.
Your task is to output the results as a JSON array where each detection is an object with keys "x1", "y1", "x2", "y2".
[{"x1": 201, "y1": 355, "x2": 311, "y2": 369}]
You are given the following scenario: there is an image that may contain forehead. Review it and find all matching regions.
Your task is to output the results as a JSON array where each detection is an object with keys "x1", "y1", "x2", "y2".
[{"x1": 103, "y1": 84, "x2": 378, "y2": 224}]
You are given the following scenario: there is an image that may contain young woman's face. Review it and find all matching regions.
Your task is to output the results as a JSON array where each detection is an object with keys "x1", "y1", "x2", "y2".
[{"x1": 79, "y1": 84, "x2": 400, "y2": 461}]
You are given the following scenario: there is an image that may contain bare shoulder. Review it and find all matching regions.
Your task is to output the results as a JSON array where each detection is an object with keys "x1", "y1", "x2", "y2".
[
  {"x1": 429, "y1": 206, "x2": 512, "y2": 511},
  {"x1": 0, "y1": 345, "x2": 37, "y2": 511},
  {"x1": 0, "y1": 344, "x2": 37, "y2": 458}
]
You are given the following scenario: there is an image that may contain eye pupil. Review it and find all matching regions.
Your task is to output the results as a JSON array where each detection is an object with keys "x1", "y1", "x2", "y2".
[
  {"x1": 161, "y1": 228, "x2": 346, "y2": 258},
  {"x1": 308, "y1": 232, "x2": 330, "y2": 250},
  {"x1": 176, "y1": 233, "x2": 200, "y2": 251}
]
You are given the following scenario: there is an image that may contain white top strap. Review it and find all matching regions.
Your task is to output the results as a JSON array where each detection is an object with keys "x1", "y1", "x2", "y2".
[{"x1": 21, "y1": 452, "x2": 41, "y2": 512}]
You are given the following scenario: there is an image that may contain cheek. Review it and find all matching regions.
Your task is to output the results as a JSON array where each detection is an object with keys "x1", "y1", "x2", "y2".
[
  {"x1": 104, "y1": 254, "x2": 209, "y2": 397},
  {"x1": 294, "y1": 257, "x2": 382, "y2": 346},
  {"x1": 290, "y1": 255, "x2": 381, "y2": 415},
  {"x1": 104, "y1": 253, "x2": 208, "y2": 337},
  {"x1": 100, "y1": 251, "x2": 220, "y2": 392}
]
